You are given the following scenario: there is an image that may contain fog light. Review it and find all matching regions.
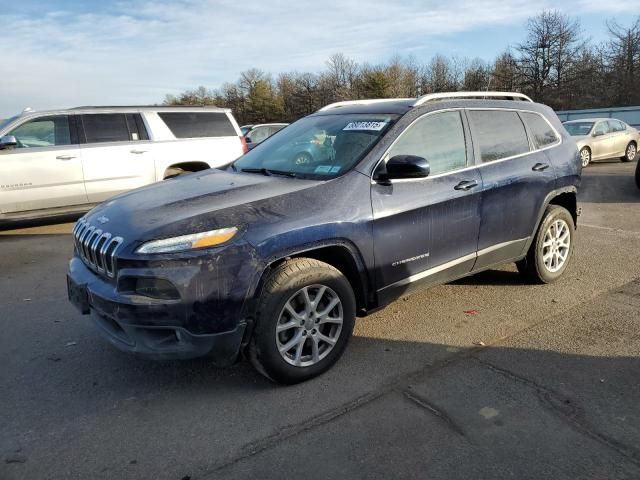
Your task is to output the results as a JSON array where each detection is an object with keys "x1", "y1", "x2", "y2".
[{"x1": 135, "y1": 278, "x2": 180, "y2": 300}]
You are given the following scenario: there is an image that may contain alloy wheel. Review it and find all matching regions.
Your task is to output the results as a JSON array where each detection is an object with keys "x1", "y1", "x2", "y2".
[
  {"x1": 580, "y1": 148, "x2": 590, "y2": 168},
  {"x1": 542, "y1": 219, "x2": 571, "y2": 273},
  {"x1": 275, "y1": 284, "x2": 343, "y2": 367},
  {"x1": 626, "y1": 143, "x2": 637, "y2": 161}
]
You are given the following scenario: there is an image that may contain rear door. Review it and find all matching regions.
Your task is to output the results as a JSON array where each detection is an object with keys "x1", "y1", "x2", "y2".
[
  {"x1": 372, "y1": 110, "x2": 482, "y2": 304},
  {"x1": 468, "y1": 109, "x2": 558, "y2": 269},
  {"x1": 608, "y1": 120, "x2": 629, "y2": 156},
  {"x1": 0, "y1": 114, "x2": 87, "y2": 214},
  {"x1": 79, "y1": 113, "x2": 156, "y2": 203}
]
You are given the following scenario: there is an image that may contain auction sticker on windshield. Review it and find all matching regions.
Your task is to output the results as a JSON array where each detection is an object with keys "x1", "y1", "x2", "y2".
[{"x1": 343, "y1": 121, "x2": 387, "y2": 131}]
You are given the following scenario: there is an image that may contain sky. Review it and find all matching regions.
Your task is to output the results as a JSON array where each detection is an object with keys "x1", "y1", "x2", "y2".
[{"x1": 1, "y1": 0, "x2": 638, "y2": 117}]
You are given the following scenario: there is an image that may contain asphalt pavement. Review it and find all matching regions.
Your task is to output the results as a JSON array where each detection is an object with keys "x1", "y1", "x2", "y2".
[{"x1": 1, "y1": 160, "x2": 639, "y2": 479}]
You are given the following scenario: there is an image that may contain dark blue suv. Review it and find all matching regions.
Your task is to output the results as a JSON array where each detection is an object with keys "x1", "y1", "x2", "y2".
[{"x1": 67, "y1": 92, "x2": 581, "y2": 383}]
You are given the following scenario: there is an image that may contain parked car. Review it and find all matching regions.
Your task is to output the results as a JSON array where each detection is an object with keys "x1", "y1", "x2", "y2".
[
  {"x1": 0, "y1": 106, "x2": 245, "y2": 222},
  {"x1": 67, "y1": 91, "x2": 580, "y2": 384},
  {"x1": 242, "y1": 123, "x2": 289, "y2": 151},
  {"x1": 563, "y1": 118, "x2": 639, "y2": 167}
]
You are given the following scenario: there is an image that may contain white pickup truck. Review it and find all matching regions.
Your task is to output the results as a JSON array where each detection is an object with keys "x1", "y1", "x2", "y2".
[{"x1": 0, "y1": 106, "x2": 246, "y2": 222}]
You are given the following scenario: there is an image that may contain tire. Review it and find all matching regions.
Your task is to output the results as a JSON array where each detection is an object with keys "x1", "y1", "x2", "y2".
[
  {"x1": 249, "y1": 258, "x2": 355, "y2": 384},
  {"x1": 516, "y1": 205, "x2": 575, "y2": 284},
  {"x1": 579, "y1": 147, "x2": 591, "y2": 168},
  {"x1": 621, "y1": 142, "x2": 636, "y2": 162},
  {"x1": 163, "y1": 167, "x2": 186, "y2": 179}
]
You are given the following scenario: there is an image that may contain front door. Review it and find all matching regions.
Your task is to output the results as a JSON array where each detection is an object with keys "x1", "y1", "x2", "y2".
[
  {"x1": 0, "y1": 115, "x2": 87, "y2": 214},
  {"x1": 372, "y1": 110, "x2": 482, "y2": 304}
]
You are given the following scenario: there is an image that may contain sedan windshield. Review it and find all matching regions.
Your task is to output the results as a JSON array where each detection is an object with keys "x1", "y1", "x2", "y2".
[
  {"x1": 564, "y1": 122, "x2": 594, "y2": 136},
  {"x1": 233, "y1": 114, "x2": 398, "y2": 179}
]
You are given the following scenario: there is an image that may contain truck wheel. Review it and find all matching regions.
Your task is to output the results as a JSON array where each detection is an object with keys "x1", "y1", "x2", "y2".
[
  {"x1": 249, "y1": 258, "x2": 355, "y2": 384},
  {"x1": 516, "y1": 205, "x2": 575, "y2": 284},
  {"x1": 621, "y1": 142, "x2": 636, "y2": 162}
]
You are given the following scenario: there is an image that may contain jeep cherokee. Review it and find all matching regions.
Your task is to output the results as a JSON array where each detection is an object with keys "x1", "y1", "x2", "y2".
[{"x1": 67, "y1": 91, "x2": 581, "y2": 384}]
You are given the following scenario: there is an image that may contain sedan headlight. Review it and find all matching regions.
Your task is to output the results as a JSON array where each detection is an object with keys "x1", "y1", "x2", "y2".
[{"x1": 136, "y1": 227, "x2": 238, "y2": 254}]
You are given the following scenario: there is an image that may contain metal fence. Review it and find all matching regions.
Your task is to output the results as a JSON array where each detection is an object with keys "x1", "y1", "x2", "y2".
[{"x1": 556, "y1": 106, "x2": 640, "y2": 128}]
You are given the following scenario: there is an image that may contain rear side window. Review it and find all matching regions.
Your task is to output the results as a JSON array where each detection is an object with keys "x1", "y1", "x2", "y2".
[
  {"x1": 125, "y1": 114, "x2": 149, "y2": 141},
  {"x1": 521, "y1": 112, "x2": 559, "y2": 149},
  {"x1": 609, "y1": 120, "x2": 626, "y2": 132},
  {"x1": 387, "y1": 111, "x2": 467, "y2": 176},
  {"x1": 469, "y1": 110, "x2": 530, "y2": 162},
  {"x1": 82, "y1": 114, "x2": 131, "y2": 143},
  {"x1": 158, "y1": 112, "x2": 236, "y2": 138}
]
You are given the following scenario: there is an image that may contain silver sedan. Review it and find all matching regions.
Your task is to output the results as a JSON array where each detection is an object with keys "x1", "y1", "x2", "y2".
[{"x1": 563, "y1": 118, "x2": 640, "y2": 167}]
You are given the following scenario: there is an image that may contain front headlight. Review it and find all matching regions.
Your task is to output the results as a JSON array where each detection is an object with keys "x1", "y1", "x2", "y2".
[{"x1": 135, "y1": 227, "x2": 238, "y2": 254}]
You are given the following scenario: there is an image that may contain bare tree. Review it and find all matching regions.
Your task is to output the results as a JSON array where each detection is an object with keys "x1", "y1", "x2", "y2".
[
  {"x1": 605, "y1": 18, "x2": 640, "y2": 105},
  {"x1": 516, "y1": 10, "x2": 582, "y2": 102}
]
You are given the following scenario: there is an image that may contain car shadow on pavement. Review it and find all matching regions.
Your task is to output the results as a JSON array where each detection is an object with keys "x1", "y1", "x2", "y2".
[
  {"x1": 2, "y1": 331, "x2": 640, "y2": 480},
  {"x1": 0, "y1": 213, "x2": 82, "y2": 233}
]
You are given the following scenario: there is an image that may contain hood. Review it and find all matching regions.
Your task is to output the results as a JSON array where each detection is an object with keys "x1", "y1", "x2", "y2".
[{"x1": 83, "y1": 169, "x2": 323, "y2": 245}]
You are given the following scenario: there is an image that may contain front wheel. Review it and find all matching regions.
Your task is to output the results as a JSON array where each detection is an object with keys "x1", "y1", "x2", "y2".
[
  {"x1": 249, "y1": 258, "x2": 355, "y2": 384},
  {"x1": 621, "y1": 142, "x2": 637, "y2": 162},
  {"x1": 516, "y1": 205, "x2": 575, "y2": 284},
  {"x1": 579, "y1": 147, "x2": 591, "y2": 168}
]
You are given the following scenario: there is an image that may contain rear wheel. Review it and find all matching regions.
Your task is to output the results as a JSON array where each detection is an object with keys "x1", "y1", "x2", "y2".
[
  {"x1": 249, "y1": 258, "x2": 355, "y2": 384},
  {"x1": 516, "y1": 205, "x2": 575, "y2": 284},
  {"x1": 579, "y1": 147, "x2": 591, "y2": 168},
  {"x1": 621, "y1": 142, "x2": 636, "y2": 162}
]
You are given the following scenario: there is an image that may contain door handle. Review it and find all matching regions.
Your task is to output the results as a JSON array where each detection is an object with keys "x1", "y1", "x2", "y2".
[
  {"x1": 56, "y1": 155, "x2": 75, "y2": 160},
  {"x1": 130, "y1": 149, "x2": 147, "y2": 154},
  {"x1": 454, "y1": 180, "x2": 479, "y2": 191},
  {"x1": 532, "y1": 163, "x2": 550, "y2": 171}
]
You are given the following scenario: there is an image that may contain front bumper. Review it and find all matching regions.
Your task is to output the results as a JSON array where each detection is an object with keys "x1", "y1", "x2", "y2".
[{"x1": 67, "y1": 256, "x2": 250, "y2": 363}]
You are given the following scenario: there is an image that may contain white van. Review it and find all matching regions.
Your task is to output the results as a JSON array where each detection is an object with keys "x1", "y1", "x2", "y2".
[{"x1": 0, "y1": 106, "x2": 246, "y2": 221}]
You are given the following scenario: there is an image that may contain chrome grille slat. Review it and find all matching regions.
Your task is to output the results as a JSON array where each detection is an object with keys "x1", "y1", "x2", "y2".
[{"x1": 72, "y1": 219, "x2": 124, "y2": 279}]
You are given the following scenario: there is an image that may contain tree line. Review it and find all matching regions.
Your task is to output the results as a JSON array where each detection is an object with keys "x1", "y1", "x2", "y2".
[{"x1": 164, "y1": 11, "x2": 640, "y2": 125}]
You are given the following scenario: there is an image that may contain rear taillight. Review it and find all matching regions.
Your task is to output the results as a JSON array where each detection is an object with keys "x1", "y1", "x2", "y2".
[{"x1": 240, "y1": 136, "x2": 248, "y2": 154}]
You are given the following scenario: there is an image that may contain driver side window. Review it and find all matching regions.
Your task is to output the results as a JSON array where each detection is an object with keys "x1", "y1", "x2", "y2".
[
  {"x1": 593, "y1": 122, "x2": 610, "y2": 136},
  {"x1": 387, "y1": 111, "x2": 467, "y2": 176},
  {"x1": 247, "y1": 127, "x2": 270, "y2": 144},
  {"x1": 9, "y1": 116, "x2": 72, "y2": 148}
]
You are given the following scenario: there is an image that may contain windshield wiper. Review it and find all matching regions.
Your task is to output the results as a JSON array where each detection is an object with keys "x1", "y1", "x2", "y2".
[{"x1": 241, "y1": 168, "x2": 297, "y2": 178}]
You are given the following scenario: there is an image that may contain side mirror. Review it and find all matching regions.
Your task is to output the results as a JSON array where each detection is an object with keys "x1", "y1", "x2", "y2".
[
  {"x1": 376, "y1": 155, "x2": 430, "y2": 182},
  {"x1": 0, "y1": 135, "x2": 17, "y2": 149}
]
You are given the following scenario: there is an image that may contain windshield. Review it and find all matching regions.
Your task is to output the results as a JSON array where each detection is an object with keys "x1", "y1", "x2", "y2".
[
  {"x1": 0, "y1": 115, "x2": 19, "y2": 131},
  {"x1": 564, "y1": 122, "x2": 594, "y2": 136},
  {"x1": 233, "y1": 114, "x2": 398, "y2": 179}
]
